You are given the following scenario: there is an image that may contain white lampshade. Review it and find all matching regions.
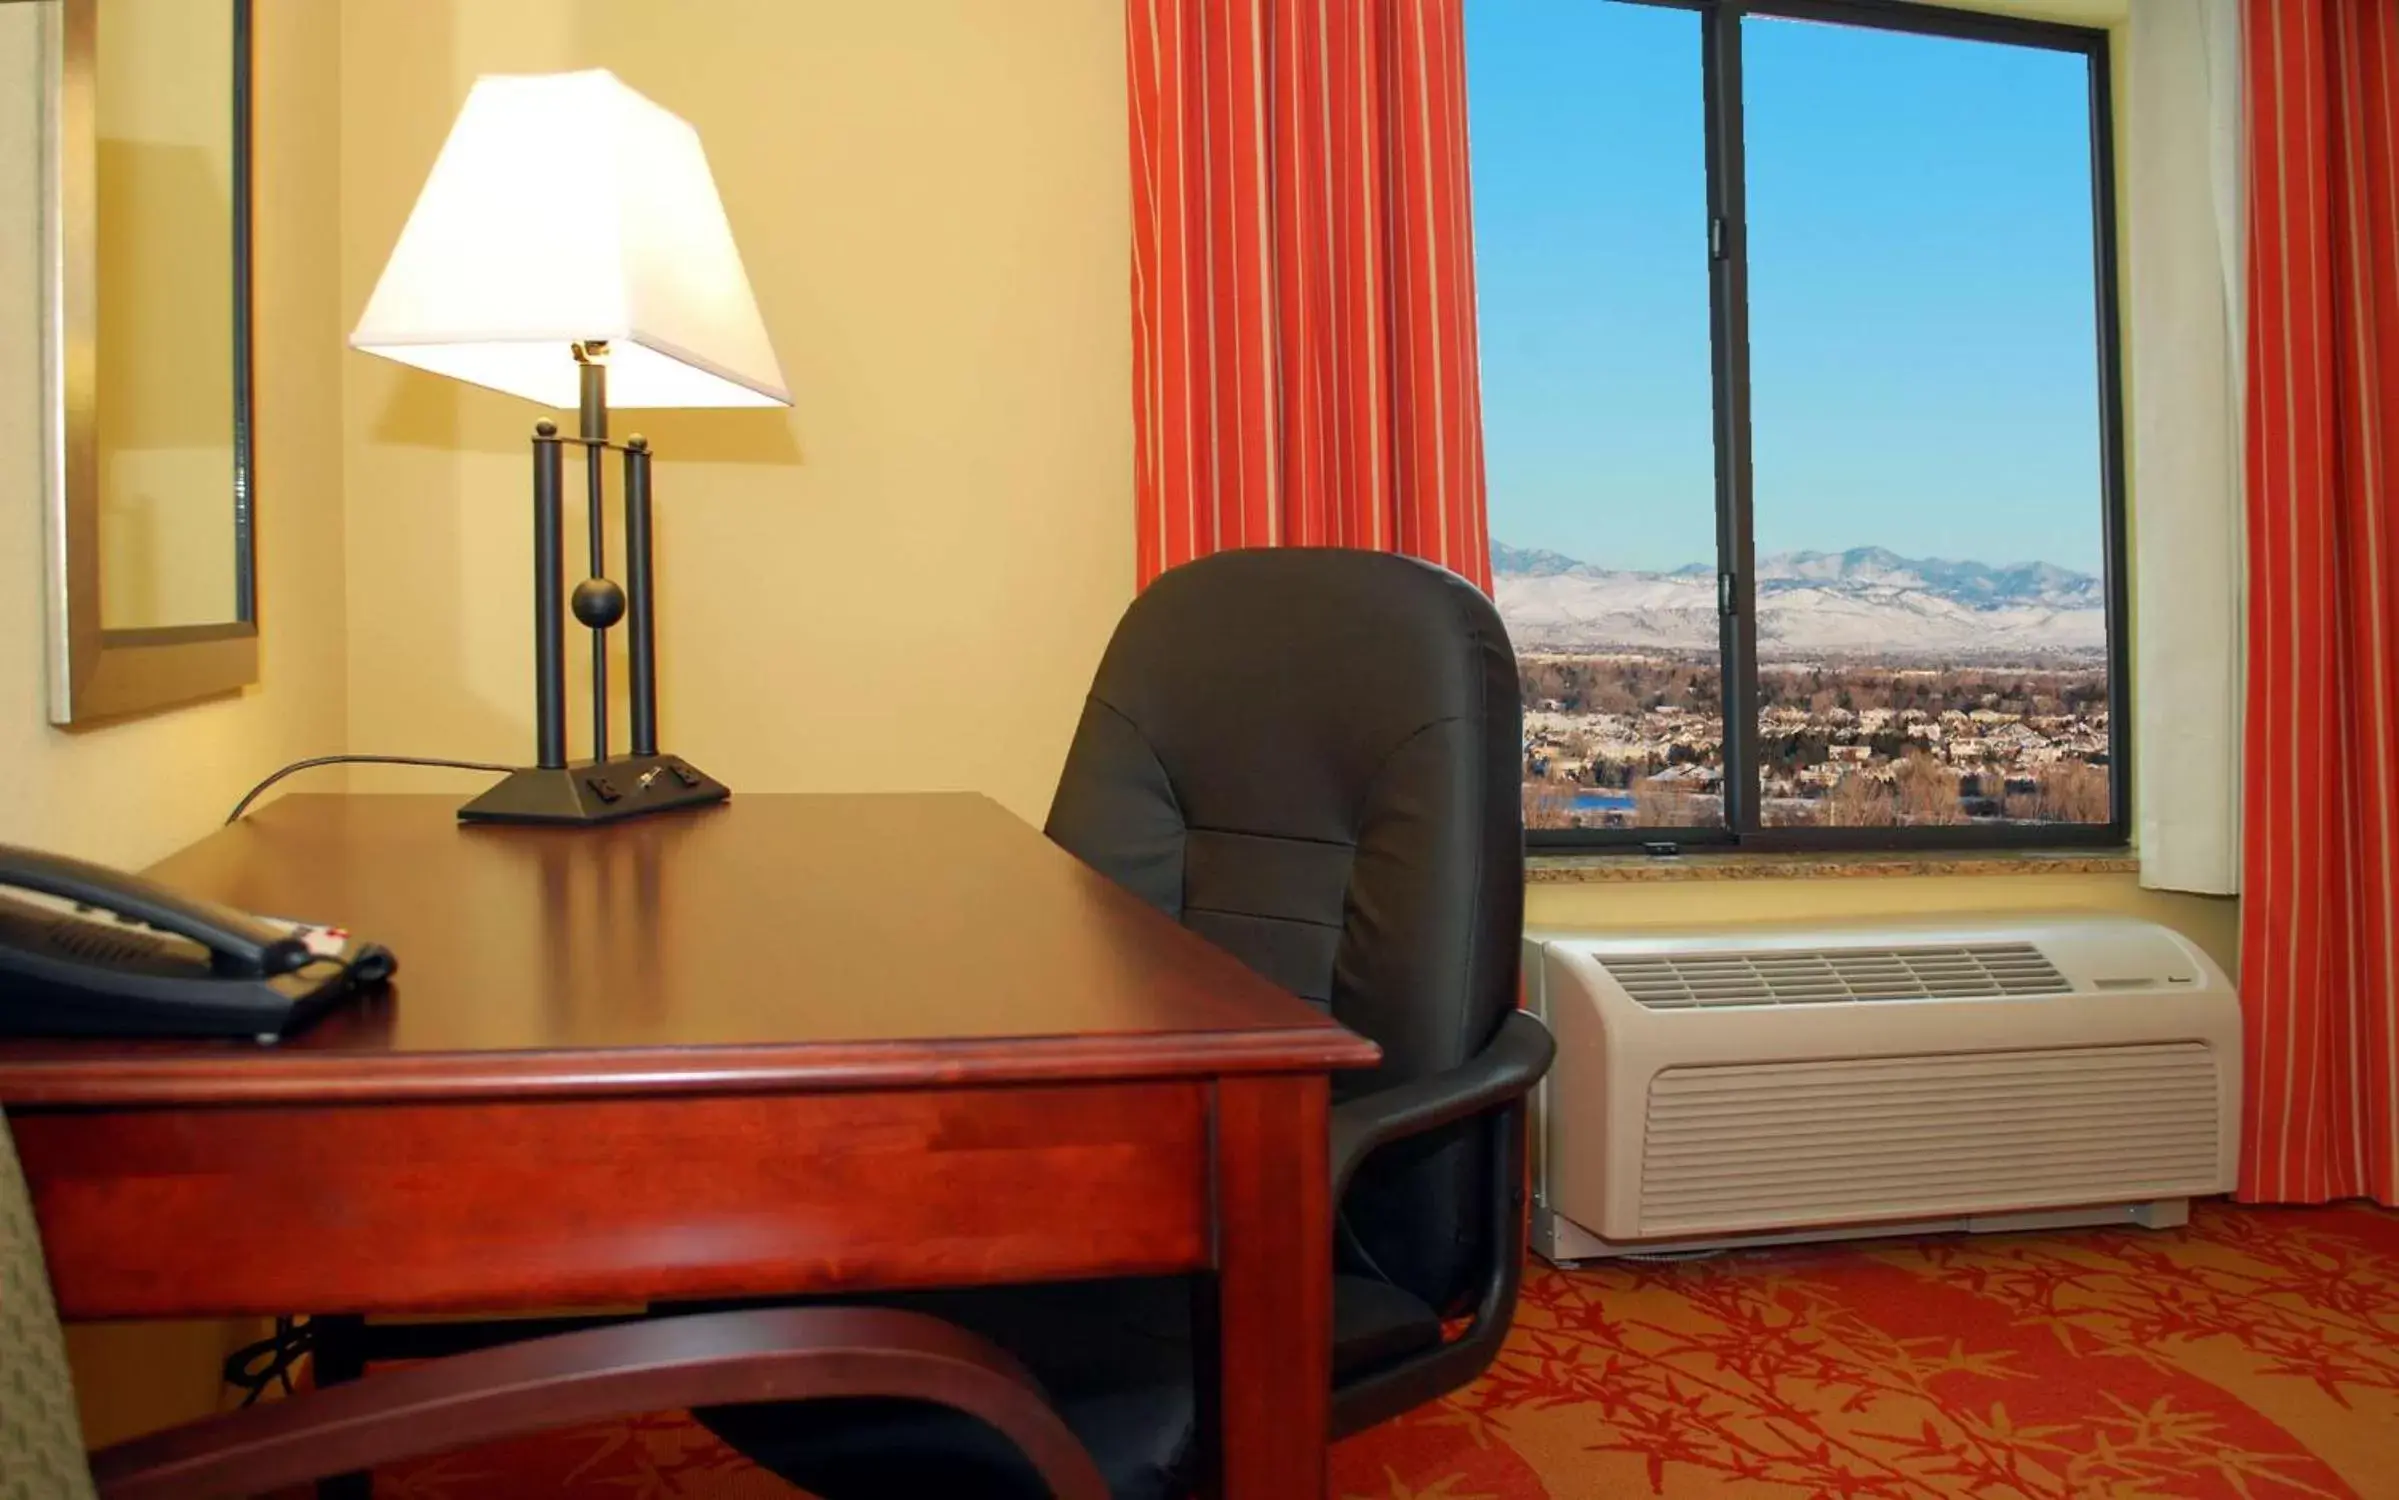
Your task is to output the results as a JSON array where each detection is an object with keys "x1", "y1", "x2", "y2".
[{"x1": 350, "y1": 69, "x2": 789, "y2": 410}]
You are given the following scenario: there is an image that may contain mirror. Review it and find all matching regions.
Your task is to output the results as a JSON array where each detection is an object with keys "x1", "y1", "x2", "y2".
[
  {"x1": 95, "y1": 0, "x2": 243, "y2": 629},
  {"x1": 40, "y1": 0, "x2": 257, "y2": 724}
]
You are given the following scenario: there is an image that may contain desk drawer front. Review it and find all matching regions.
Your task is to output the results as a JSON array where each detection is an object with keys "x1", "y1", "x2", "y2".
[{"x1": 20, "y1": 1081, "x2": 1211, "y2": 1318}]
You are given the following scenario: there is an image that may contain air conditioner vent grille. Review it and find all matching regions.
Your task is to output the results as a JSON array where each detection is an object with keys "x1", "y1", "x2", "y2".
[
  {"x1": 1601, "y1": 942, "x2": 2072, "y2": 1010},
  {"x1": 1637, "y1": 1043, "x2": 2223, "y2": 1237}
]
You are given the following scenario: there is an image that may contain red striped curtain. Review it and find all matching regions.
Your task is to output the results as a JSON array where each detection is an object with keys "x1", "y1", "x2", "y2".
[
  {"x1": 1125, "y1": 0, "x2": 1492, "y2": 592},
  {"x1": 2239, "y1": 0, "x2": 2399, "y2": 1205}
]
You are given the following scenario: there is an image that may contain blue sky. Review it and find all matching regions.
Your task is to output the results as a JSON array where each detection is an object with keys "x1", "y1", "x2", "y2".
[{"x1": 1467, "y1": 3, "x2": 2106, "y2": 575}]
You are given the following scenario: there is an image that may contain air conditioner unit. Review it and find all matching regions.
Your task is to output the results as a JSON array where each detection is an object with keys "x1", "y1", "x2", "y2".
[{"x1": 1526, "y1": 915, "x2": 2242, "y2": 1261}]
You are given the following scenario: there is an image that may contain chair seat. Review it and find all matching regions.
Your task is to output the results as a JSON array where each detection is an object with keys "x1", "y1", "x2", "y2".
[{"x1": 695, "y1": 1273, "x2": 1442, "y2": 1500}]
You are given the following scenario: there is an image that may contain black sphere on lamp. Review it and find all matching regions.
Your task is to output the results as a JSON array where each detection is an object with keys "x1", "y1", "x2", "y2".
[{"x1": 571, "y1": 577, "x2": 627, "y2": 631}]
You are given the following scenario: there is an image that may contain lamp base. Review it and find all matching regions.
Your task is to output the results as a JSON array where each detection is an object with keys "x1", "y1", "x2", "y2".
[{"x1": 456, "y1": 754, "x2": 729, "y2": 826}]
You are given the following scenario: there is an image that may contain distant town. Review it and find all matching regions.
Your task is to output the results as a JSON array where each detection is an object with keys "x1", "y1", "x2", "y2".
[
  {"x1": 1493, "y1": 542, "x2": 2114, "y2": 829},
  {"x1": 1518, "y1": 652, "x2": 2111, "y2": 830}
]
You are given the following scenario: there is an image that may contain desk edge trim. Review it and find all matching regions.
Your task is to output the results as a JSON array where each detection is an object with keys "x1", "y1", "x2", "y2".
[{"x1": 0, "y1": 1027, "x2": 1383, "y2": 1108}]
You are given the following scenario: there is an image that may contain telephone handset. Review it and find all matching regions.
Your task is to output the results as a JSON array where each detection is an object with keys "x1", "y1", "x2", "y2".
[{"x1": 0, "y1": 843, "x2": 394, "y2": 1042}]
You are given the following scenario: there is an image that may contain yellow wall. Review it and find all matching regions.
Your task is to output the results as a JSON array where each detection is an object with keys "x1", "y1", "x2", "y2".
[
  {"x1": 1912, "y1": 0, "x2": 2127, "y2": 26},
  {"x1": 0, "y1": 0, "x2": 346, "y2": 1445},
  {"x1": 337, "y1": 0, "x2": 1134, "y2": 825},
  {"x1": 1532, "y1": 876, "x2": 2239, "y2": 976}
]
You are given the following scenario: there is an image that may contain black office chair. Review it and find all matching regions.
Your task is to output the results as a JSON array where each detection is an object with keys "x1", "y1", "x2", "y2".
[{"x1": 702, "y1": 547, "x2": 1554, "y2": 1498}]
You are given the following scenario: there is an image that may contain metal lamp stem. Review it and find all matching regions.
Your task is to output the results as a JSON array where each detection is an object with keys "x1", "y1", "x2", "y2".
[
  {"x1": 531, "y1": 423, "x2": 567, "y2": 770},
  {"x1": 624, "y1": 437, "x2": 659, "y2": 757},
  {"x1": 579, "y1": 352, "x2": 610, "y2": 763}
]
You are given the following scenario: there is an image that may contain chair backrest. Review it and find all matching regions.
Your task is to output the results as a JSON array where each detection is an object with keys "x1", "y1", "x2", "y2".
[
  {"x1": 1, "y1": 1114, "x2": 98, "y2": 1500},
  {"x1": 1045, "y1": 548, "x2": 1523, "y2": 1312}
]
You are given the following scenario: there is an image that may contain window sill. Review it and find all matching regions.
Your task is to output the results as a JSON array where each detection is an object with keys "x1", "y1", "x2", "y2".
[{"x1": 1525, "y1": 847, "x2": 2139, "y2": 884}]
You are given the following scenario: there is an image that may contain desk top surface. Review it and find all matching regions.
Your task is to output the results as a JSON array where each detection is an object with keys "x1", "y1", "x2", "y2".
[{"x1": 0, "y1": 793, "x2": 1377, "y2": 1108}]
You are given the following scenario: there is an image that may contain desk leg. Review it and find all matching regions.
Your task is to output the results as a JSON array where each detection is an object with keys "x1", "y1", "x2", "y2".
[
  {"x1": 1212, "y1": 1074, "x2": 1331, "y2": 1500},
  {"x1": 311, "y1": 1315, "x2": 371, "y2": 1500}
]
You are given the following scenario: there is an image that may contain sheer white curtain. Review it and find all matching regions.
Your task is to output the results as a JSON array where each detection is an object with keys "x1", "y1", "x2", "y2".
[{"x1": 2128, "y1": 0, "x2": 2245, "y2": 895}]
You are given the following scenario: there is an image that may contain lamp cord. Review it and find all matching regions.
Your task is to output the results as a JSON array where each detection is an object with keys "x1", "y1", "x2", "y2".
[
  {"x1": 213, "y1": 755, "x2": 510, "y2": 1396},
  {"x1": 222, "y1": 1317, "x2": 313, "y2": 1406},
  {"x1": 224, "y1": 755, "x2": 513, "y2": 824}
]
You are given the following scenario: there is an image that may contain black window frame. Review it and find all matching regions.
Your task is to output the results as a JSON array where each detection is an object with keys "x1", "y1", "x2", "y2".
[{"x1": 1507, "y1": 0, "x2": 2132, "y2": 855}]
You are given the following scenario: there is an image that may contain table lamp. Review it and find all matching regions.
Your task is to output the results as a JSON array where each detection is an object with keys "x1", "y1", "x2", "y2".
[{"x1": 350, "y1": 69, "x2": 789, "y2": 825}]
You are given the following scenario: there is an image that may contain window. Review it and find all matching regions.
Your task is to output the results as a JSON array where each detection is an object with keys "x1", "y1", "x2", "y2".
[{"x1": 1469, "y1": 0, "x2": 2126, "y2": 850}]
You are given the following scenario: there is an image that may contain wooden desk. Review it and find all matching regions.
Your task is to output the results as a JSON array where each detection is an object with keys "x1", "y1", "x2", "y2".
[{"x1": 0, "y1": 793, "x2": 1379, "y2": 1497}]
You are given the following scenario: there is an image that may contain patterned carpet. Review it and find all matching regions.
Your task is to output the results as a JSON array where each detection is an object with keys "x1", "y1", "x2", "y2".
[{"x1": 365, "y1": 1200, "x2": 2399, "y2": 1499}]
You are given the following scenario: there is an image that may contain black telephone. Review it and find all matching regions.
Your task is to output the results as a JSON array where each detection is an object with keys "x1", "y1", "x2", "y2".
[{"x1": 0, "y1": 843, "x2": 394, "y2": 1042}]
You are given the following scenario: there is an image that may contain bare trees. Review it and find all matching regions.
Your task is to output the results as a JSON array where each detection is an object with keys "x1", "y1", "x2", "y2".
[
  {"x1": 1824, "y1": 772, "x2": 1898, "y2": 827},
  {"x1": 1757, "y1": 661, "x2": 2107, "y2": 720},
  {"x1": 1523, "y1": 779, "x2": 1578, "y2": 830},
  {"x1": 1892, "y1": 751, "x2": 1966, "y2": 824},
  {"x1": 2005, "y1": 761, "x2": 2110, "y2": 823},
  {"x1": 1633, "y1": 777, "x2": 1685, "y2": 826},
  {"x1": 1520, "y1": 656, "x2": 1719, "y2": 716},
  {"x1": 2045, "y1": 761, "x2": 2110, "y2": 822}
]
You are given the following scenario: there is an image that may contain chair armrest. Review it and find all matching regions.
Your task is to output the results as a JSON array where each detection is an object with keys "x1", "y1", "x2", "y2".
[
  {"x1": 90, "y1": 1306, "x2": 1107, "y2": 1500},
  {"x1": 1331, "y1": 1007, "x2": 1554, "y2": 1201}
]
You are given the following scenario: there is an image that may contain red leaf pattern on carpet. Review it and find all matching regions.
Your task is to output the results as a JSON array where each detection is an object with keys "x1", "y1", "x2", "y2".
[{"x1": 359, "y1": 1201, "x2": 2399, "y2": 1498}]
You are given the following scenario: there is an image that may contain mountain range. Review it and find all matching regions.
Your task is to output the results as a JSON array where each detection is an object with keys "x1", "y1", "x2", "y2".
[{"x1": 1492, "y1": 542, "x2": 2106, "y2": 658}]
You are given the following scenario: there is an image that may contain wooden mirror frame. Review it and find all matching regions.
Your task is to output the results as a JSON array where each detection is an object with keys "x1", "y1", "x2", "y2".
[{"x1": 39, "y1": 0, "x2": 258, "y2": 726}]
